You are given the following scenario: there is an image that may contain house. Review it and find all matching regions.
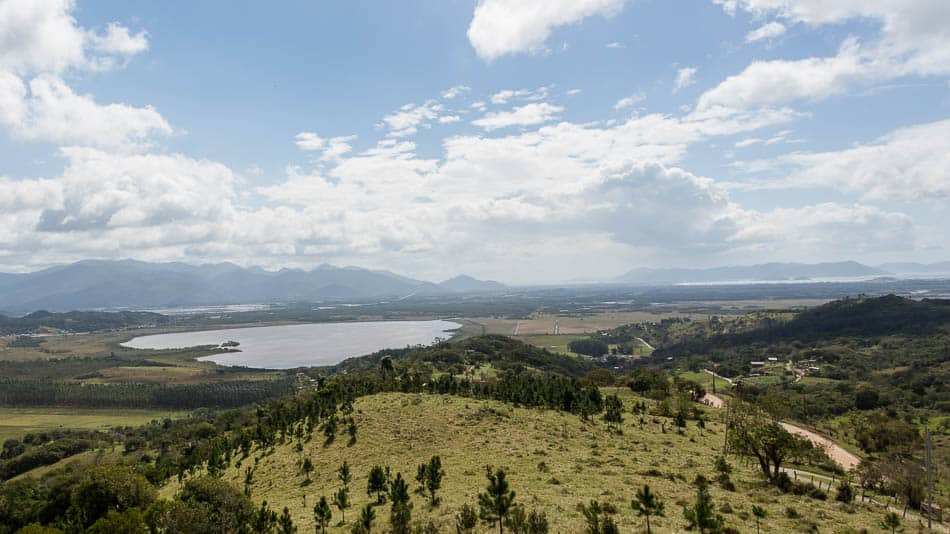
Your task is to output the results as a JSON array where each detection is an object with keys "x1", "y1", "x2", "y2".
[{"x1": 750, "y1": 361, "x2": 765, "y2": 367}]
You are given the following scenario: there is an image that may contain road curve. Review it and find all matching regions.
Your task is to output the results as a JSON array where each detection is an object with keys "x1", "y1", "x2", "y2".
[
  {"x1": 701, "y1": 392, "x2": 860, "y2": 471},
  {"x1": 778, "y1": 422, "x2": 861, "y2": 471}
]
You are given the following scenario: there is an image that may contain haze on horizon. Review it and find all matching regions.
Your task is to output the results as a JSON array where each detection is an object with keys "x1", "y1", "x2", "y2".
[{"x1": 1, "y1": 0, "x2": 948, "y2": 285}]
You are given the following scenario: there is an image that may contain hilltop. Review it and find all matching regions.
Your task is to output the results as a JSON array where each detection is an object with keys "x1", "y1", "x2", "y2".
[{"x1": 171, "y1": 391, "x2": 895, "y2": 533}]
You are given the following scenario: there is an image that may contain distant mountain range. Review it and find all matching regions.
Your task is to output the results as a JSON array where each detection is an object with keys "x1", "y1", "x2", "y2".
[
  {"x1": 877, "y1": 261, "x2": 950, "y2": 275},
  {"x1": 0, "y1": 260, "x2": 507, "y2": 313},
  {"x1": 615, "y1": 261, "x2": 950, "y2": 285}
]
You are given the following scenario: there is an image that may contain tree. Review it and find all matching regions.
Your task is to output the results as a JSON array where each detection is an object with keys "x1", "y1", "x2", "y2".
[
  {"x1": 855, "y1": 460, "x2": 883, "y2": 501},
  {"x1": 323, "y1": 414, "x2": 338, "y2": 443},
  {"x1": 631, "y1": 484, "x2": 665, "y2": 534},
  {"x1": 682, "y1": 481, "x2": 722, "y2": 533},
  {"x1": 880, "y1": 511, "x2": 901, "y2": 534},
  {"x1": 568, "y1": 338, "x2": 609, "y2": 357},
  {"x1": 419, "y1": 455, "x2": 445, "y2": 506},
  {"x1": 478, "y1": 466, "x2": 516, "y2": 534},
  {"x1": 251, "y1": 500, "x2": 278, "y2": 533},
  {"x1": 278, "y1": 506, "x2": 296, "y2": 534},
  {"x1": 367, "y1": 465, "x2": 388, "y2": 504},
  {"x1": 751, "y1": 505, "x2": 767, "y2": 534},
  {"x1": 338, "y1": 461, "x2": 352, "y2": 490},
  {"x1": 727, "y1": 402, "x2": 809, "y2": 482},
  {"x1": 389, "y1": 473, "x2": 412, "y2": 534},
  {"x1": 505, "y1": 505, "x2": 550, "y2": 534},
  {"x1": 69, "y1": 465, "x2": 157, "y2": 528},
  {"x1": 166, "y1": 476, "x2": 254, "y2": 534},
  {"x1": 333, "y1": 487, "x2": 350, "y2": 524},
  {"x1": 86, "y1": 508, "x2": 147, "y2": 534},
  {"x1": 456, "y1": 504, "x2": 478, "y2": 534},
  {"x1": 347, "y1": 419, "x2": 358, "y2": 445},
  {"x1": 301, "y1": 458, "x2": 314, "y2": 484},
  {"x1": 580, "y1": 500, "x2": 618, "y2": 534},
  {"x1": 835, "y1": 480, "x2": 854, "y2": 503},
  {"x1": 354, "y1": 504, "x2": 375, "y2": 534},
  {"x1": 313, "y1": 496, "x2": 332, "y2": 534},
  {"x1": 603, "y1": 394, "x2": 623, "y2": 430}
]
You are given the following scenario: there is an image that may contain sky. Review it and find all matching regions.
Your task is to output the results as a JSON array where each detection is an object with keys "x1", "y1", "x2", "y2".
[{"x1": 0, "y1": 0, "x2": 948, "y2": 284}]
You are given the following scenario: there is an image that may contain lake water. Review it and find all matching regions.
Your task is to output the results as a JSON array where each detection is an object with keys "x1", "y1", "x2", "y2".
[{"x1": 121, "y1": 320, "x2": 460, "y2": 369}]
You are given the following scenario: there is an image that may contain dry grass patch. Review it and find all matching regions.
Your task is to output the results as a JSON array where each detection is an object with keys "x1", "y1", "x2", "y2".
[{"x1": 165, "y1": 392, "x2": 897, "y2": 533}]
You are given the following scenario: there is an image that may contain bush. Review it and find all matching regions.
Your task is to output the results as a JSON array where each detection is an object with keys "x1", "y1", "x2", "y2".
[{"x1": 836, "y1": 481, "x2": 855, "y2": 503}]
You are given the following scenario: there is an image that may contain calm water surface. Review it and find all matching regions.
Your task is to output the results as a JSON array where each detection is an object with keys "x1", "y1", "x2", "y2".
[{"x1": 121, "y1": 320, "x2": 460, "y2": 369}]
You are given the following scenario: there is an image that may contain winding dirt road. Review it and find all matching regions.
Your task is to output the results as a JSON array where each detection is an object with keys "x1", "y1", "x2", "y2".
[
  {"x1": 778, "y1": 422, "x2": 861, "y2": 471},
  {"x1": 702, "y1": 392, "x2": 860, "y2": 471}
]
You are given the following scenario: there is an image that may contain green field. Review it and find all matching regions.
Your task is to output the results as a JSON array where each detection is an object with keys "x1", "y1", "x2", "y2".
[
  {"x1": 515, "y1": 334, "x2": 589, "y2": 355},
  {"x1": 162, "y1": 391, "x2": 901, "y2": 533},
  {"x1": 0, "y1": 407, "x2": 190, "y2": 441}
]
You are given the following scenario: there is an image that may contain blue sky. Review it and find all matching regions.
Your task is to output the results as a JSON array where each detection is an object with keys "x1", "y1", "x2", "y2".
[{"x1": 0, "y1": 0, "x2": 948, "y2": 283}]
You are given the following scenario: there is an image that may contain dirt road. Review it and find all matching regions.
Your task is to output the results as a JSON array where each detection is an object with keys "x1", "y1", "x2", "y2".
[{"x1": 778, "y1": 422, "x2": 861, "y2": 471}]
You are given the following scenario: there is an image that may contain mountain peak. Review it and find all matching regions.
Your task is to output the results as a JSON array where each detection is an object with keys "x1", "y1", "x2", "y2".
[{"x1": 439, "y1": 275, "x2": 506, "y2": 293}]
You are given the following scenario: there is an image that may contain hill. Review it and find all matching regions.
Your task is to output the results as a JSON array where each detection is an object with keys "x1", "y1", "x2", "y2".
[
  {"x1": 438, "y1": 275, "x2": 506, "y2": 293},
  {"x1": 0, "y1": 310, "x2": 172, "y2": 335},
  {"x1": 0, "y1": 260, "x2": 509, "y2": 313},
  {"x1": 166, "y1": 391, "x2": 894, "y2": 533},
  {"x1": 617, "y1": 261, "x2": 886, "y2": 284}
]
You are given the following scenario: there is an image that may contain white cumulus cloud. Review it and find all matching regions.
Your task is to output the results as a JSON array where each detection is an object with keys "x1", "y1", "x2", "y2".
[
  {"x1": 746, "y1": 21, "x2": 786, "y2": 42},
  {"x1": 472, "y1": 102, "x2": 564, "y2": 130},
  {"x1": 467, "y1": 0, "x2": 630, "y2": 61}
]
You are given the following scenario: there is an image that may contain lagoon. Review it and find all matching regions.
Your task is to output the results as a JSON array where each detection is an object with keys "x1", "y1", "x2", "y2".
[{"x1": 121, "y1": 319, "x2": 459, "y2": 369}]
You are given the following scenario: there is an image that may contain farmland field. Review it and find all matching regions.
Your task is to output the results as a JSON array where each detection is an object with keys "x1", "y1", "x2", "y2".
[{"x1": 0, "y1": 407, "x2": 190, "y2": 441}]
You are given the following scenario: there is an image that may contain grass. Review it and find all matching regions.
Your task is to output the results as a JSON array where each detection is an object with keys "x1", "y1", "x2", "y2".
[
  {"x1": 163, "y1": 391, "x2": 899, "y2": 533},
  {"x1": 515, "y1": 334, "x2": 589, "y2": 355},
  {"x1": 0, "y1": 407, "x2": 189, "y2": 441}
]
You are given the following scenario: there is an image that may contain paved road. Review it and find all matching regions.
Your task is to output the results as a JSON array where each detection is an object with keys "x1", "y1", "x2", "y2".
[{"x1": 636, "y1": 337, "x2": 655, "y2": 351}]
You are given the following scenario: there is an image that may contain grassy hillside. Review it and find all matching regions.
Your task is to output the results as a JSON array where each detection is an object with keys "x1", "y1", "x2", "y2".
[{"x1": 171, "y1": 391, "x2": 902, "y2": 533}]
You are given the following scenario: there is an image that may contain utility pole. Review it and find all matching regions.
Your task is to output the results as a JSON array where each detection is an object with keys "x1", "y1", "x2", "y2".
[
  {"x1": 925, "y1": 429, "x2": 934, "y2": 530},
  {"x1": 722, "y1": 401, "x2": 730, "y2": 457}
]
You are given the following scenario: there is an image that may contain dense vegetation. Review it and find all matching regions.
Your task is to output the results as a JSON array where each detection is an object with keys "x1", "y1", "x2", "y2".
[
  {"x1": 0, "y1": 378, "x2": 294, "y2": 410},
  {"x1": 0, "y1": 297, "x2": 946, "y2": 531},
  {"x1": 0, "y1": 311, "x2": 173, "y2": 335}
]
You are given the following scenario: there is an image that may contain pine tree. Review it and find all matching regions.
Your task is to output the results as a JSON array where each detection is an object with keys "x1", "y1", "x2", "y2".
[
  {"x1": 423, "y1": 455, "x2": 444, "y2": 506},
  {"x1": 338, "y1": 461, "x2": 352, "y2": 490},
  {"x1": 478, "y1": 466, "x2": 516, "y2": 534},
  {"x1": 301, "y1": 458, "x2": 314, "y2": 483},
  {"x1": 603, "y1": 394, "x2": 624, "y2": 430},
  {"x1": 389, "y1": 472, "x2": 412, "y2": 534},
  {"x1": 252, "y1": 500, "x2": 278, "y2": 533},
  {"x1": 881, "y1": 512, "x2": 901, "y2": 534},
  {"x1": 367, "y1": 465, "x2": 388, "y2": 504},
  {"x1": 356, "y1": 503, "x2": 375, "y2": 533},
  {"x1": 333, "y1": 487, "x2": 351, "y2": 524},
  {"x1": 278, "y1": 506, "x2": 296, "y2": 534},
  {"x1": 347, "y1": 418, "x2": 358, "y2": 444},
  {"x1": 683, "y1": 481, "x2": 722, "y2": 533},
  {"x1": 314, "y1": 496, "x2": 332, "y2": 533},
  {"x1": 751, "y1": 505, "x2": 767, "y2": 534},
  {"x1": 631, "y1": 484, "x2": 665, "y2": 534},
  {"x1": 456, "y1": 504, "x2": 478, "y2": 534}
]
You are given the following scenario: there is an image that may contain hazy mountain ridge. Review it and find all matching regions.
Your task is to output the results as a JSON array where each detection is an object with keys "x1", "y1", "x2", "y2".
[
  {"x1": 877, "y1": 261, "x2": 950, "y2": 275},
  {"x1": 0, "y1": 260, "x2": 506, "y2": 313},
  {"x1": 617, "y1": 261, "x2": 890, "y2": 284},
  {"x1": 439, "y1": 274, "x2": 507, "y2": 292}
]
